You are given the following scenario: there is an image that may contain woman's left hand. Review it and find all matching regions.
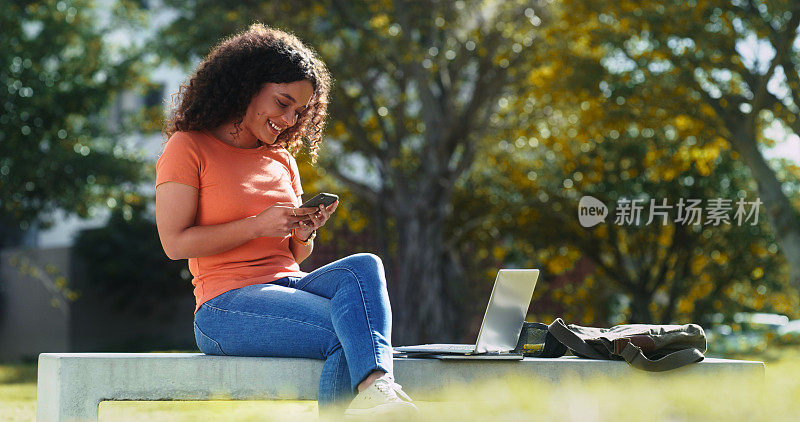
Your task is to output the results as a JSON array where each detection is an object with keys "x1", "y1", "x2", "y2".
[{"x1": 295, "y1": 200, "x2": 338, "y2": 237}]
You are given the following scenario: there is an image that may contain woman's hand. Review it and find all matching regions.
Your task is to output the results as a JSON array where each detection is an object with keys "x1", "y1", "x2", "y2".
[
  {"x1": 252, "y1": 202, "x2": 317, "y2": 237},
  {"x1": 295, "y1": 200, "x2": 339, "y2": 238}
]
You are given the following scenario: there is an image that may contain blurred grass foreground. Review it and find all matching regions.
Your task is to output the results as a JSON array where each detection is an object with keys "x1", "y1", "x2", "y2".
[{"x1": 1, "y1": 348, "x2": 799, "y2": 422}]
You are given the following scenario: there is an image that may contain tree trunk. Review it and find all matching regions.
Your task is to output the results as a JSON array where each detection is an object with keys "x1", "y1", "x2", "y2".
[
  {"x1": 731, "y1": 130, "x2": 800, "y2": 289},
  {"x1": 661, "y1": 252, "x2": 691, "y2": 324},
  {"x1": 389, "y1": 206, "x2": 458, "y2": 344},
  {"x1": 373, "y1": 192, "x2": 392, "y2": 273},
  {"x1": 629, "y1": 289, "x2": 654, "y2": 324},
  {"x1": 0, "y1": 211, "x2": 25, "y2": 250}
]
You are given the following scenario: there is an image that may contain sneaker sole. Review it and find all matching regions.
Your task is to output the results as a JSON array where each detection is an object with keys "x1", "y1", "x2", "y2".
[{"x1": 344, "y1": 402, "x2": 419, "y2": 417}]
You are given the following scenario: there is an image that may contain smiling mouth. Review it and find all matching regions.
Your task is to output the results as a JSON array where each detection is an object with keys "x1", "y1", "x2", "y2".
[{"x1": 268, "y1": 120, "x2": 283, "y2": 134}]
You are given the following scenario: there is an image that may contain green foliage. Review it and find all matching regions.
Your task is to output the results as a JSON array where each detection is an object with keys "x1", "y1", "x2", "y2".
[
  {"x1": 0, "y1": 0, "x2": 151, "y2": 246},
  {"x1": 534, "y1": 0, "x2": 800, "y2": 311},
  {"x1": 72, "y1": 202, "x2": 191, "y2": 317},
  {"x1": 447, "y1": 0, "x2": 800, "y2": 325},
  {"x1": 493, "y1": 129, "x2": 792, "y2": 323}
]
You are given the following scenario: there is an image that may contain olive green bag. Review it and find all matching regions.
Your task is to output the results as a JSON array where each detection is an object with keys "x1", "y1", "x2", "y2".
[{"x1": 546, "y1": 318, "x2": 707, "y2": 372}]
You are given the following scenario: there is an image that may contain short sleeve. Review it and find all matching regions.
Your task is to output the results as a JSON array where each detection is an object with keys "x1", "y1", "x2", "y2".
[
  {"x1": 287, "y1": 152, "x2": 304, "y2": 198},
  {"x1": 155, "y1": 133, "x2": 201, "y2": 189}
]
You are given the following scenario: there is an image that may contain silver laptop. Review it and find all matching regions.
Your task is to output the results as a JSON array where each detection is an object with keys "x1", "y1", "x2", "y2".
[{"x1": 394, "y1": 269, "x2": 540, "y2": 355}]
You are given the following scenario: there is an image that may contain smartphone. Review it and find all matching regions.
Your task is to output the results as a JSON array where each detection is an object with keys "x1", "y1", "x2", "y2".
[{"x1": 301, "y1": 193, "x2": 339, "y2": 209}]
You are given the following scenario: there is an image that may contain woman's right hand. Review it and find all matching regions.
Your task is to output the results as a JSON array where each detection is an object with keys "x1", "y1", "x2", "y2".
[{"x1": 252, "y1": 202, "x2": 318, "y2": 238}]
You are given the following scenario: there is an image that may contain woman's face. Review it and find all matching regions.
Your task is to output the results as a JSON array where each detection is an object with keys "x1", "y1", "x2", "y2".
[{"x1": 244, "y1": 80, "x2": 314, "y2": 144}]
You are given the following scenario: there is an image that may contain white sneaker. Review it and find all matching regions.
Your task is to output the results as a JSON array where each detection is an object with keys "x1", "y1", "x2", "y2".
[{"x1": 344, "y1": 374, "x2": 419, "y2": 418}]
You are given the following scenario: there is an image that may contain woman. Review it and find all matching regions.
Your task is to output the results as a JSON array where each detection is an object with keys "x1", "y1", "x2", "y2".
[{"x1": 155, "y1": 23, "x2": 417, "y2": 418}]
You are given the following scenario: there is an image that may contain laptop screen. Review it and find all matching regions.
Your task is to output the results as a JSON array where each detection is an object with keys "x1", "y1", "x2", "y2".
[{"x1": 474, "y1": 269, "x2": 540, "y2": 353}]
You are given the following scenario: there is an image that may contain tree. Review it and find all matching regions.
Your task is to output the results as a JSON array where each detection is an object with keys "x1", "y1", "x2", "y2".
[
  {"x1": 548, "y1": 0, "x2": 800, "y2": 291},
  {"x1": 73, "y1": 200, "x2": 192, "y2": 318},
  {"x1": 446, "y1": 0, "x2": 799, "y2": 324},
  {"x1": 151, "y1": 0, "x2": 545, "y2": 342},
  {"x1": 0, "y1": 0, "x2": 152, "y2": 248},
  {"x1": 474, "y1": 122, "x2": 794, "y2": 324}
]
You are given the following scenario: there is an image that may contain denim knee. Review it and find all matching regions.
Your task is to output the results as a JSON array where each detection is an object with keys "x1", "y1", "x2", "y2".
[{"x1": 341, "y1": 253, "x2": 385, "y2": 284}]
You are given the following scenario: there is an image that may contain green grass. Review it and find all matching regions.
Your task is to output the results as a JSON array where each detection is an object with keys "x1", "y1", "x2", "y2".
[
  {"x1": 3, "y1": 347, "x2": 800, "y2": 421},
  {"x1": 0, "y1": 363, "x2": 37, "y2": 422}
]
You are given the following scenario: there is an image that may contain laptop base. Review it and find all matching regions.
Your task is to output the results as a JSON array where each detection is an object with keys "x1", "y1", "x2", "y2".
[{"x1": 393, "y1": 351, "x2": 525, "y2": 360}]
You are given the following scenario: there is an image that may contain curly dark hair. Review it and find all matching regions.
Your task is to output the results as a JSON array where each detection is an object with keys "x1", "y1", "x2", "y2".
[{"x1": 163, "y1": 23, "x2": 331, "y2": 162}]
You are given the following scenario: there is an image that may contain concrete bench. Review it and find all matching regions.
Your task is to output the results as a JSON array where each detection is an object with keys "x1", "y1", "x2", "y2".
[{"x1": 36, "y1": 352, "x2": 764, "y2": 421}]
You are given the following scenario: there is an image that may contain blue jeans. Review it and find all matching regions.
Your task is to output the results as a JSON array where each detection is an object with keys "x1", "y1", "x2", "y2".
[{"x1": 193, "y1": 253, "x2": 394, "y2": 411}]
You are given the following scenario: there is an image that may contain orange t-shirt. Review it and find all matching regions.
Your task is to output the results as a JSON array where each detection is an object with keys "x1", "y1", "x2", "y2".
[{"x1": 155, "y1": 129, "x2": 309, "y2": 313}]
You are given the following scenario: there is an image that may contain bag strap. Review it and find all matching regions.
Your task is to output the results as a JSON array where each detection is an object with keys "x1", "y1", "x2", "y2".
[
  {"x1": 549, "y1": 318, "x2": 705, "y2": 371},
  {"x1": 547, "y1": 318, "x2": 607, "y2": 359},
  {"x1": 617, "y1": 340, "x2": 705, "y2": 372}
]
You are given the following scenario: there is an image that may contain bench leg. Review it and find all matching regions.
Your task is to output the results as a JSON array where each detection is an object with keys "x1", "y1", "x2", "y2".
[{"x1": 37, "y1": 354, "x2": 100, "y2": 422}]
